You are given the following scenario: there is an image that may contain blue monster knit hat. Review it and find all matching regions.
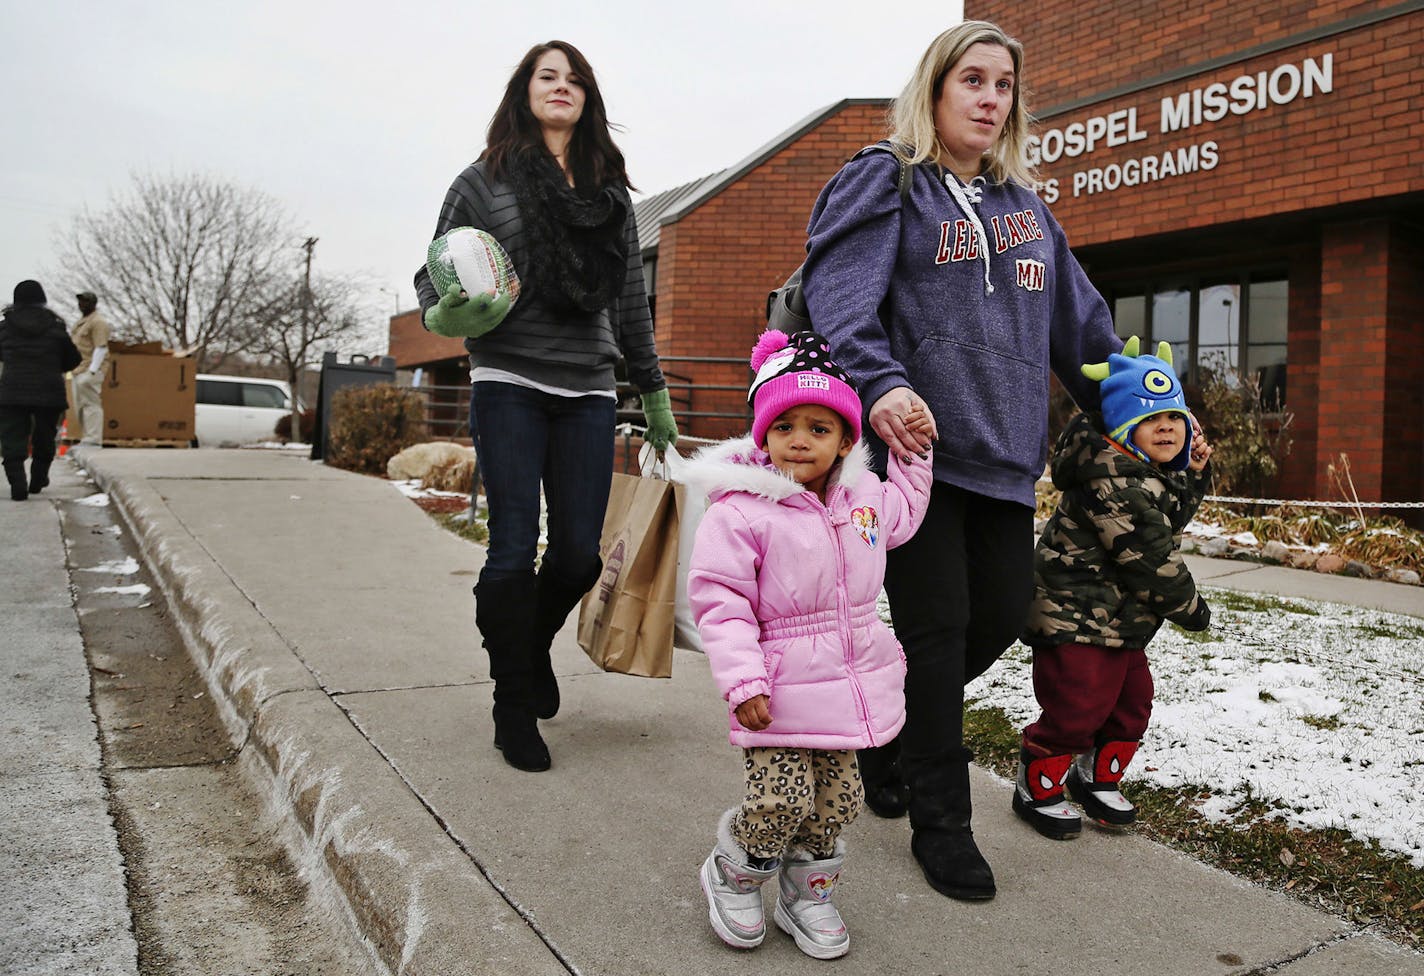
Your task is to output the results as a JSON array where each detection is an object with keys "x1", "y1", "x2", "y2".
[{"x1": 1082, "y1": 336, "x2": 1193, "y2": 471}]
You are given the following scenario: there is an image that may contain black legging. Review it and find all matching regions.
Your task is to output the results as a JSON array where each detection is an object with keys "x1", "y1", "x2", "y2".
[{"x1": 884, "y1": 481, "x2": 1035, "y2": 769}]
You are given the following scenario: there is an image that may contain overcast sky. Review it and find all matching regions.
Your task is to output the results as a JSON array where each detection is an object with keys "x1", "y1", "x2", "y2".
[{"x1": 1, "y1": 1, "x2": 964, "y2": 347}]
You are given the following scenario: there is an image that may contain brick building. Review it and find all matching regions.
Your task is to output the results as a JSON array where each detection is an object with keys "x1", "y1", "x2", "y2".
[
  {"x1": 390, "y1": 1, "x2": 1423, "y2": 506},
  {"x1": 971, "y1": 0, "x2": 1424, "y2": 508}
]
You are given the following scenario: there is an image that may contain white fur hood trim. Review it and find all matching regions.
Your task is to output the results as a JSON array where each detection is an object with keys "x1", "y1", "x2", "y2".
[{"x1": 678, "y1": 435, "x2": 872, "y2": 504}]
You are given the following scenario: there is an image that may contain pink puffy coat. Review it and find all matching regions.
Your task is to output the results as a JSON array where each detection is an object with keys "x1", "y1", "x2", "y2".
[{"x1": 685, "y1": 437, "x2": 932, "y2": 749}]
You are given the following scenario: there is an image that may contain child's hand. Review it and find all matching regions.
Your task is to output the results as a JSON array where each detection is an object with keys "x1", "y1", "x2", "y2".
[
  {"x1": 903, "y1": 406, "x2": 936, "y2": 439},
  {"x1": 869, "y1": 387, "x2": 936, "y2": 463},
  {"x1": 1189, "y1": 426, "x2": 1213, "y2": 471},
  {"x1": 734, "y1": 694, "x2": 772, "y2": 731}
]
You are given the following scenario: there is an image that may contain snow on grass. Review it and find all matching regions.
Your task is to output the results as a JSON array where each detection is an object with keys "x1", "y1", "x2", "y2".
[{"x1": 963, "y1": 589, "x2": 1424, "y2": 867}]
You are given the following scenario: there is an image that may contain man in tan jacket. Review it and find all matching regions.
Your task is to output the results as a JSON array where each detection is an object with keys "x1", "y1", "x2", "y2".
[{"x1": 70, "y1": 291, "x2": 109, "y2": 445}]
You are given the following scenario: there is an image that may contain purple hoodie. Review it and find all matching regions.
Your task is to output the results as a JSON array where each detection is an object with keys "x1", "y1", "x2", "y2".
[{"x1": 802, "y1": 147, "x2": 1121, "y2": 508}]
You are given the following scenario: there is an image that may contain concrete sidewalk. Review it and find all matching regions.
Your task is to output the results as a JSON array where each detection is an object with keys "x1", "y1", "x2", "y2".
[{"x1": 72, "y1": 446, "x2": 1424, "y2": 976}]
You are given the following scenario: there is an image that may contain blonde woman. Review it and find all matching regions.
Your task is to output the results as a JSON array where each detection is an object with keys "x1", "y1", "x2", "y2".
[{"x1": 802, "y1": 21, "x2": 1121, "y2": 901}]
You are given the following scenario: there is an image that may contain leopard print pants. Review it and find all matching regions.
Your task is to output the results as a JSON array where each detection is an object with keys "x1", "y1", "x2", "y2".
[{"x1": 731, "y1": 747, "x2": 864, "y2": 860}]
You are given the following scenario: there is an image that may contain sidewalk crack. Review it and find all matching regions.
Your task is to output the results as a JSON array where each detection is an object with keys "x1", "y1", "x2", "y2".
[
  {"x1": 328, "y1": 695, "x2": 580, "y2": 975},
  {"x1": 1237, "y1": 931, "x2": 1358, "y2": 973}
]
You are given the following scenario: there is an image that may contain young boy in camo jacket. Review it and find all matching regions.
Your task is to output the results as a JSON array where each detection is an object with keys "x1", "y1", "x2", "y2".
[{"x1": 1014, "y1": 337, "x2": 1213, "y2": 840}]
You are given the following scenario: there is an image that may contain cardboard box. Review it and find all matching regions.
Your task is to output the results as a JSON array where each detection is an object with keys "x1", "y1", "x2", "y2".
[{"x1": 98, "y1": 342, "x2": 196, "y2": 442}]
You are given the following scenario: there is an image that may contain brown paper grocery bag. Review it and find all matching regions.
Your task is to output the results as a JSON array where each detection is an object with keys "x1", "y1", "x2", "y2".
[{"x1": 577, "y1": 470, "x2": 681, "y2": 678}]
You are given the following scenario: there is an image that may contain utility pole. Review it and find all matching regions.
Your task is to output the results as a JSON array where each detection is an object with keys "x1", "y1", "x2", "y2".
[{"x1": 296, "y1": 237, "x2": 317, "y2": 444}]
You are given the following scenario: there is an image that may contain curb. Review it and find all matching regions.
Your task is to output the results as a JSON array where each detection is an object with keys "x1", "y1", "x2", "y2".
[{"x1": 80, "y1": 458, "x2": 565, "y2": 976}]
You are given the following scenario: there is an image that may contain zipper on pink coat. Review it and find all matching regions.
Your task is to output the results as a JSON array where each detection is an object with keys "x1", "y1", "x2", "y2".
[{"x1": 825, "y1": 489, "x2": 872, "y2": 739}]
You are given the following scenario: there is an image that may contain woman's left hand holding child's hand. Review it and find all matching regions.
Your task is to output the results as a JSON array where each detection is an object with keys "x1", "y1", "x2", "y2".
[{"x1": 735, "y1": 694, "x2": 772, "y2": 731}]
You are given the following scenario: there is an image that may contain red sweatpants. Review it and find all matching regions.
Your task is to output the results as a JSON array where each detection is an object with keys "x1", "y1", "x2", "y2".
[{"x1": 1022, "y1": 643, "x2": 1153, "y2": 757}]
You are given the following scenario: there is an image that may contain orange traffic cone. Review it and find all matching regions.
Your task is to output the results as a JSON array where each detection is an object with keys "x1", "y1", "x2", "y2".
[{"x1": 57, "y1": 419, "x2": 69, "y2": 456}]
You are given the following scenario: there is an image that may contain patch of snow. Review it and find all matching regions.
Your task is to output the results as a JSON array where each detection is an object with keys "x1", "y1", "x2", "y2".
[
  {"x1": 93, "y1": 584, "x2": 151, "y2": 597},
  {"x1": 241, "y1": 441, "x2": 310, "y2": 450},
  {"x1": 389, "y1": 479, "x2": 470, "y2": 500},
  {"x1": 1195, "y1": 794, "x2": 1240, "y2": 823},
  {"x1": 964, "y1": 590, "x2": 1424, "y2": 867},
  {"x1": 79, "y1": 557, "x2": 140, "y2": 575},
  {"x1": 75, "y1": 493, "x2": 110, "y2": 507}
]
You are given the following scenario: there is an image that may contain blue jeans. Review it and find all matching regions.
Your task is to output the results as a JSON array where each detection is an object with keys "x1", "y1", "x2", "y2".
[{"x1": 472, "y1": 382, "x2": 615, "y2": 584}]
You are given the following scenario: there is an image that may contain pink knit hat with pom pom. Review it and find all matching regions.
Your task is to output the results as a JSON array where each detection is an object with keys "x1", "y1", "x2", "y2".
[{"x1": 747, "y1": 329, "x2": 862, "y2": 447}]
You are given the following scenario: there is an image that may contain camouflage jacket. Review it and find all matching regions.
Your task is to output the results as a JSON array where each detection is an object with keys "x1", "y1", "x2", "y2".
[{"x1": 1023, "y1": 412, "x2": 1211, "y2": 650}]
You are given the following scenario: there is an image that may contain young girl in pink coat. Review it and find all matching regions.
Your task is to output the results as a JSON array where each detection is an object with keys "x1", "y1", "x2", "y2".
[{"x1": 684, "y1": 330, "x2": 932, "y2": 960}]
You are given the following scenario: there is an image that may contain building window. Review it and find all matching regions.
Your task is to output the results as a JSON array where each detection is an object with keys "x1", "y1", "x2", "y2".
[
  {"x1": 1198, "y1": 281, "x2": 1241, "y2": 372},
  {"x1": 1113, "y1": 292, "x2": 1145, "y2": 341},
  {"x1": 1246, "y1": 279, "x2": 1288, "y2": 408},
  {"x1": 1107, "y1": 271, "x2": 1288, "y2": 407},
  {"x1": 1151, "y1": 284, "x2": 1192, "y2": 370}
]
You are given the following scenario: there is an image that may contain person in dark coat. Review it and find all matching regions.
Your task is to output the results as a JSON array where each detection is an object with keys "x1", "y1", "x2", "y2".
[{"x1": 0, "y1": 280, "x2": 82, "y2": 500}]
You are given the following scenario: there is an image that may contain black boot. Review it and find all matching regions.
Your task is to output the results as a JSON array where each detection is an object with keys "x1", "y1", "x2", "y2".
[
  {"x1": 529, "y1": 562, "x2": 600, "y2": 720},
  {"x1": 907, "y1": 748, "x2": 996, "y2": 901},
  {"x1": 28, "y1": 457, "x2": 51, "y2": 494},
  {"x1": 4, "y1": 460, "x2": 27, "y2": 501},
  {"x1": 858, "y1": 738, "x2": 910, "y2": 818},
  {"x1": 475, "y1": 573, "x2": 550, "y2": 772}
]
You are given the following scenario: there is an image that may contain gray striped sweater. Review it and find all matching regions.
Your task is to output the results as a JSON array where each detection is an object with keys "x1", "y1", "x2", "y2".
[{"x1": 413, "y1": 161, "x2": 665, "y2": 396}]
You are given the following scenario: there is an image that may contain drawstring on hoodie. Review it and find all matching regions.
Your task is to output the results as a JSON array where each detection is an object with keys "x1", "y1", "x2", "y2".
[{"x1": 941, "y1": 171, "x2": 994, "y2": 296}]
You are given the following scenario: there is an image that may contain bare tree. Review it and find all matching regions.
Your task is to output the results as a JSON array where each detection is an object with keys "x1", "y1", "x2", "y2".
[
  {"x1": 248, "y1": 265, "x2": 372, "y2": 443},
  {"x1": 56, "y1": 173, "x2": 290, "y2": 370}
]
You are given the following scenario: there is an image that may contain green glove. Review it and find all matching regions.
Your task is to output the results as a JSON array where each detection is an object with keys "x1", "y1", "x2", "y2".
[
  {"x1": 424, "y1": 282, "x2": 511, "y2": 339},
  {"x1": 640, "y1": 388, "x2": 679, "y2": 451}
]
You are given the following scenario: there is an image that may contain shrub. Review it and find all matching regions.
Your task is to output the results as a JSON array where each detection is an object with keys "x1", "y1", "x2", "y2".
[
  {"x1": 273, "y1": 408, "x2": 316, "y2": 443},
  {"x1": 1337, "y1": 518, "x2": 1424, "y2": 574},
  {"x1": 1194, "y1": 357, "x2": 1293, "y2": 498},
  {"x1": 326, "y1": 384, "x2": 429, "y2": 475}
]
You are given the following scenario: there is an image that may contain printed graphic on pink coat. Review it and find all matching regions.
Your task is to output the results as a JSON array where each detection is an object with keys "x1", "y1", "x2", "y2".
[{"x1": 850, "y1": 507, "x2": 879, "y2": 548}]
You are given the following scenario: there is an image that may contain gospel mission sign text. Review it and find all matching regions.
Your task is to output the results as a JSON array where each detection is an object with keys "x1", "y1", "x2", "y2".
[{"x1": 1028, "y1": 53, "x2": 1334, "y2": 202}]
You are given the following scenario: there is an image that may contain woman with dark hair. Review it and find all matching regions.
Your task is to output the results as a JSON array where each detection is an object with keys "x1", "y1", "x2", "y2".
[
  {"x1": 0, "y1": 280, "x2": 81, "y2": 500},
  {"x1": 802, "y1": 21, "x2": 1121, "y2": 900},
  {"x1": 414, "y1": 40, "x2": 677, "y2": 773}
]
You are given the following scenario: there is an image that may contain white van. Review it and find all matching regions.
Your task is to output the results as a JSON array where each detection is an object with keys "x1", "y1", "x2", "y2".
[{"x1": 195, "y1": 374, "x2": 296, "y2": 446}]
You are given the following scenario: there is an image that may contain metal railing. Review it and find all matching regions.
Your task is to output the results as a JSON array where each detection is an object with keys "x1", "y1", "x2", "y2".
[
  {"x1": 407, "y1": 354, "x2": 754, "y2": 442},
  {"x1": 406, "y1": 384, "x2": 472, "y2": 441},
  {"x1": 616, "y1": 357, "x2": 753, "y2": 433}
]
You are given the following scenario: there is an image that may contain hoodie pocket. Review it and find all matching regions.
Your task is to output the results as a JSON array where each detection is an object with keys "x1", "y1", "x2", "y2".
[{"x1": 910, "y1": 336, "x2": 1048, "y2": 474}]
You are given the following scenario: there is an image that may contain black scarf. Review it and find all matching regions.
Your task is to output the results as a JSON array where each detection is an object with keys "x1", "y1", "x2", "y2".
[{"x1": 509, "y1": 149, "x2": 629, "y2": 315}]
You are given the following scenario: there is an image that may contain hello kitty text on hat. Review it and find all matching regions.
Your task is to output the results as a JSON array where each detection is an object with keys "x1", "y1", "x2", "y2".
[{"x1": 747, "y1": 329, "x2": 862, "y2": 447}]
